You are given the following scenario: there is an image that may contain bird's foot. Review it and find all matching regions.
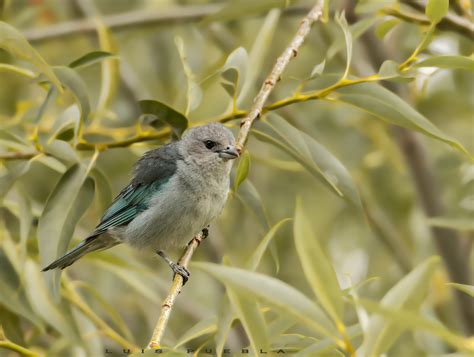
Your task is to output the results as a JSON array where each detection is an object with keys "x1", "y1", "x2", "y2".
[
  {"x1": 157, "y1": 250, "x2": 190, "y2": 285},
  {"x1": 170, "y1": 263, "x2": 190, "y2": 285}
]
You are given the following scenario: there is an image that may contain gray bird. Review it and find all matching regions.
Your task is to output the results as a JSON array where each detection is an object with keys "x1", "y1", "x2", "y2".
[{"x1": 42, "y1": 123, "x2": 239, "y2": 282}]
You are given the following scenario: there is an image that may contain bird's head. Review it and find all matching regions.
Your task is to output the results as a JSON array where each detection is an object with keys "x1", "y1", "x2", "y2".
[{"x1": 180, "y1": 123, "x2": 239, "y2": 164}]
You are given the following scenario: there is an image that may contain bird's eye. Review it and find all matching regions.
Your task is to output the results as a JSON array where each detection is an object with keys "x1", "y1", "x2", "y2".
[{"x1": 204, "y1": 140, "x2": 216, "y2": 150}]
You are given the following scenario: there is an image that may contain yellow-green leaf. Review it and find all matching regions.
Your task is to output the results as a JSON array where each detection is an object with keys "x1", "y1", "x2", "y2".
[
  {"x1": 174, "y1": 316, "x2": 217, "y2": 348},
  {"x1": 246, "y1": 218, "x2": 291, "y2": 271},
  {"x1": 192, "y1": 262, "x2": 338, "y2": 339},
  {"x1": 426, "y1": 0, "x2": 449, "y2": 24},
  {"x1": 294, "y1": 199, "x2": 343, "y2": 326},
  {"x1": 0, "y1": 21, "x2": 62, "y2": 90},
  {"x1": 414, "y1": 55, "x2": 474, "y2": 72},
  {"x1": 233, "y1": 149, "x2": 251, "y2": 192},
  {"x1": 359, "y1": 256, "x2": 440, "y2": 356},
  {"x1": 38, "y1": 162, "x2": 96, "y2": 297},
  {"x1": 335, "y1": 83, "x2": 469, "y2": 157}
]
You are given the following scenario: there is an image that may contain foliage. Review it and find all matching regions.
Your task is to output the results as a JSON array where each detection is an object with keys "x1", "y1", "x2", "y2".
[{"x1": 0, "y1": 0, "x2": 473, "y2": 356}]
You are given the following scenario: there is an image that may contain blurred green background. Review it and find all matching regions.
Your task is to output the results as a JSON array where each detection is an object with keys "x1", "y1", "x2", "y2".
[{"x1": 0, "y1": 0, "x2": 473, "y2": 356}]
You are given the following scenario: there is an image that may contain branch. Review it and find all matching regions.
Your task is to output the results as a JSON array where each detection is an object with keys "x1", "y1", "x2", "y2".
[
  {"x1": 22, "y1": 4, "x2": 310, "y2": 43},
  {"x1": 147, "y1": 0, "x2": 325, "y2": 349}
]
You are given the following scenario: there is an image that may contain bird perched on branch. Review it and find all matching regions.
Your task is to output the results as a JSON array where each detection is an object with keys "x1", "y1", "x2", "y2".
[{"x1": 42, "y1": 123, "x2": 239, "y2": 283}]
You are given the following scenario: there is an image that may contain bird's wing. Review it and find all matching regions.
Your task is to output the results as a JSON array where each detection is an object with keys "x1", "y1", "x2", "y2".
[
  {"x1": 92, "y1": 182, "x2": 160, "y2": 235},
  {"x1": 91, "y1": 143, "x2": 182, "y2": 236}
]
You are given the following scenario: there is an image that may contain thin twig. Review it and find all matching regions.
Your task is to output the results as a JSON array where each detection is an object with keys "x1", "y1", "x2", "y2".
[
  {"x1": 235, "y1": 1, "x2": 324, "y2": 151},
  {"x1": 22, "y1": 4, "x2": 309, "y2": 43},
  {"x1": 147, "y1": 0, "x2": 325, "y2": 349}
]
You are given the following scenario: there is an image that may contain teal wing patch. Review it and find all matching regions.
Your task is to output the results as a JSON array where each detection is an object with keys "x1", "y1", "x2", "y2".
[{"x1": 93, "y1": 182, "x2": 162, "y2": 235}]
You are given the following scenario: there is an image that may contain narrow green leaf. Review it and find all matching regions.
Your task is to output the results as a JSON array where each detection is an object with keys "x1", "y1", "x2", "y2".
[
  {"x1": 233, "y1": 150, "x2": 251, "y2": 192},
  {"x1": 17, "y1": 189, "x2": 32, "y2": 263},
  {"x1": 447, "y1": 283, "x2": 474, "y2": 297},
  {"x1": 90, "y1": 167, "x2": 113, "y2": 214},
  {"x1": 358, "y1": 299, "x2": 473, "y2": 353},
  {"x1": 234, "y1": 179, "x2": 269, "y2": 230},
  {"x1": 253, "y1": 115, "x2": 362, "y2": 207},
  {"x1": 53, "y1": 66, "x2": 91, "y2": 141},
  {"x1": 426, "y1": 0, "x2": 449, "y2": 24},
  {"x1": 335, "y1": 12, "x2": 353, "y2": 80},
  {"x1": 226, "y1": 287, "x2": 269, "y2": 355},
  {"x1": 96, "y1": 22, "x2": 119, "y2": 115},
  {"x1": 378, "y1": 60, "x2": 414, "y2": 82},
  {"x1": 221, "y1": 81, "x2": 236, "y2": 99},
  {"x1": 359, "y1": 256, "x2": 440, "y2": 356},
  {"x1": 38, "y1": 163, "x2": 95, "y2": 297},
  {"x1": 414, "y1": 55, "x2": 474, "y2": 72},
  {"x1": 246, "y1": 218, "x2": 291, "y2": 271},
  {"x1": 0, "y1": 160, "x2": 34, "y2": 198},
  {"x1": 222, "y1": 68, "x2": 239, "y2": 84},
  {"x1": 335, "y1": 83, "x2": 469, "y2": 156},
  {"x1": 0, "y1": 249, "x2": 43, "y2": 329},
  {"x1": 68, "y1": 51, "x2": 116, "y2": 69},
  {"x1": 296, "y1": 325, "x2": 362, "y2": 356},
  {"x1": 44, "y1": 139, "x2": 80, "y2": 163},
  {"x1": 375, "y1": 18, "x2": 400, "y2": 39},
  {"x1": 93, "y1": 260, "x2": 161, "y2": 304},
  {"x1": 0, "y1": 21, "x2": 62, "y2": 90},
  {"x1": 24, "y1": 260, "x2": 80, "y2": 340},
  {"x1": 214, "y1": 301, "x2": 235, "y2": 357},
  {"x1": 238, "y1": 8, "x2": 280, "y2": 106},
  {"x1": 294, "y1": 199, "x2": 343, "y2": 325},
  {"x1": 75, "y1": 282, "x2": 134, "y2": 341},
  {"x1": 175, "y1": 36, "x2": 203, "y2": 115},
  {"x1": 221, "y1": 47, "x2": 248, "y2": 108},
  {"x1": 139, "y1": 99, "x2": 188, "y2": 138},
  {"x1": 310, "y1": 60, "x2": 326, "y2": 79},
  {"x1": 192, "y1": 262, "x2": 338, "y2": 339},
  {"x1": 174, "y1": 316, "x2": 217, "y2": 348},
  {"x1": 327, "y1": 17, "x2": 376, "y2": 61}
]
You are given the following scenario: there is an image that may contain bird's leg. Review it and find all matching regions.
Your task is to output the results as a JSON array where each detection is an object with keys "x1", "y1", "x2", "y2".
[{"x1": 157, "y1": 250, "x2": 190, "y2": 285}]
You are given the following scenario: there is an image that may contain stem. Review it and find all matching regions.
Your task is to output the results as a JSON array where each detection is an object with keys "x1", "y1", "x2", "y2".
[
  {"x1": 147, "y1": 0, "x2": 325, "y2": 349},
  {"x1": 0, "y1": 341, "x2": 39, "y2": 357}
]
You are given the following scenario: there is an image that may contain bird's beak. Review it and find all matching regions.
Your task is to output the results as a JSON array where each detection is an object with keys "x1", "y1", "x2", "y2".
[{"x1": 218, "y1": 146, "x2": 239, "y2": 160}]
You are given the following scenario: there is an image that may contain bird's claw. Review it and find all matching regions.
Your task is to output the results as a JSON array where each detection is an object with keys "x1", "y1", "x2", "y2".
[{"x1": 171, "y1": 262, "x2": 190, "y2": 285}]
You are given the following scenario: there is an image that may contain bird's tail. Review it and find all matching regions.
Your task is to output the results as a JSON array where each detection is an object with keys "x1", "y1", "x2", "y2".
[{"x1": 42, "y1": 235, "x2": 114, "y2": 271}]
